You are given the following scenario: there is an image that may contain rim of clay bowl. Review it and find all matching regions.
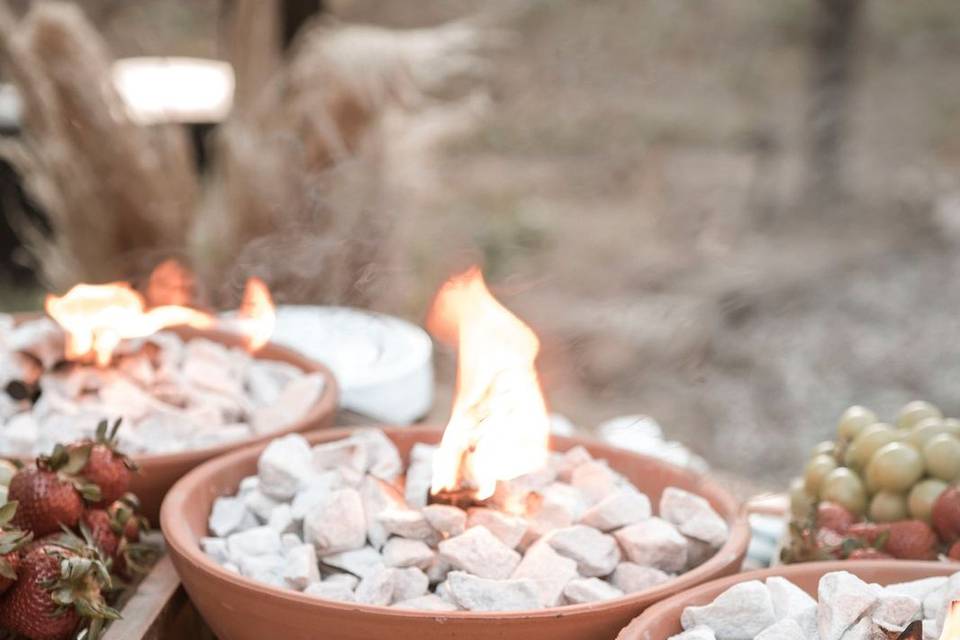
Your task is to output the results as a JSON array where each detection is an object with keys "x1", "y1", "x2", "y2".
[
  {"x1": 616, "y1": 559, "x2": 959, "y2": 640},
  {"x1": 161, "y1": 426, "x2": 752, "y2": 621},
  {"x1": 5, "y1": 316, "x2": 340, "y2": 466}
]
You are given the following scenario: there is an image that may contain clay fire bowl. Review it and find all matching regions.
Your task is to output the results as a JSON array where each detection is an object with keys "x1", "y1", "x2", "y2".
[
  {"x1": 161, "y1": 426, "x2": 750, "y2": 640},
  {"x1": 616, "y1": 560, "x2": 958, "y2": 640},
  {"x1": 9, "y1": 324, "x2": 339, "y2": 522}
]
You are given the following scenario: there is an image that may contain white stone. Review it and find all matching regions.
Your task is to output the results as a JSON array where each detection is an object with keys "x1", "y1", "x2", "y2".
[
  {"x1": 510, "y1": 541, "x2": 578, "y2": 607},
  {"x1": 304, "y1": 581, "x2": 356, "y2": 602},
  {"x1": 426, "y1": 556, "x2": 451, "y2": 584},
  {"x1": 392, "y1": 594, "x2": 458, "y2": 611},
  {"x1": 817, "y1": 572, "x2": 878, "y2": 640},
  {"x1": 355, "y1": 567, "x2": 395, "y2": 605},
  {"x1": 238, "y1": 475, "x2": 260, "y2": 495},
  {"x1": 251, "y1": 373, "x2": 324, "y2": 435},
  {"x1": 466, "y1": 508, "x2": 527, "y2": 549},
  {"x1": 680, "y1": 580, "x2": 776, "y2": 638},
  {"x1": 571, "y1": 461, "x2": 619, "y2": 505},
  {"x1": 222, "y1": 562, "x2": 240, "y2": 574},
  {"x1": 360, "y1": 475, "x2": 405, "y2": 549},
  {"x1": 615, "y1": 517, "x2": 688, "y2": 572},
  {"x1": 303, "y1": 488, "x2": 366, "y2": 555},
  {"x1": 438, "y1": 526, "x2": 521, "y2": 580},
  {"x1": 556, "y1": 445, "x2": 593, "y2": 482},
  {"x1": 209, "y1": 496, "x2": 257, "y2": 537},
  {"x1": 766, "y1": 575, "x2": 817, "y2": 619},
  {"x1": 684, "y1": 536, "x2": 715, "y2": 571},
  {"x1": 886, "y1": 576, "x2": 947, "y2": 604},
  {"x1": 445, "y1": 571, "x2": 540, "y2": 612},
  {"x1": 258, "y1": 434, "x2": 314, "y2": 500},
  {"x1": 547, "y1": 525, "x2": 620, "y2": 577},
  {"x1": 382, "y1": 537, "x2": 435, "y2": 569},
  {"x1": 290, "y1": 472, "x2": 341, "y2": 520},
  {"x1": 839, "y1": 617, "x2": 881, "y2": 640},
  {"x1": 311, "y1": 438, "x2": 368, "y2": 475},
  {"x1": 282, "y1": 544, "x2": 320, "y2": 590},
  {"x1": 667, "y1": 626, "x2": 716, "y2": 640},
  {"x1": 923, "y1": 619, "x2": 940, "y2": 640},
  {"x1": 239, "y1": 554, "x2": 285, "y2": 587},
  {"x1": 871, "y1": 592, "x2": 921, "y2": 633},
  {"x1": 201, "y1": 537, "x2": 229, "y2": 564},
  {"x1": 660, "y1": 487, "x2": 729, "y2": 548},
  {"x1": 563, "y1": 577, "x2": 623, "y2": 604},
  {"x1": 754, "y1": 618, "x2": 806, "y2": 640},
  {"x1": 352, "y1": 428, "x2": 403, "y2": 480},
  {"x1": 281, "y1": 533, "x2": 302, "y2": 551},
  {"x1": 268, "y1": 504, "x2": 297, "y2": 534},
  {"x1": 377, "y1": 508, "x2": 435, "y2": 541},
  {"x1": 227, "y1": 526, "x2": 282, "y2": 562},
  {"x1": 321, "y1": 546, "x2": 385, "y2": 578},
  {"x1": 391, "y1": 567, "x2": 429, "y2": 603},
  {"x1": 324, "y1": 573, "x2": 359, "y2": 589},
  {"x1": 243, "y1": 489, "x2": 282, "y2": 522},
  {"x1": 578, "y1": 489, "x2": 651, "y2": 531},
  {"x1": 404, "y1": 454, "x2": 433, "y2": 508},
  {"x1": 422, "y1": 504, "x2": 467, "y2": 538},
  {"x1": 611, "y1": 563, "x2": 670, "y2": 594}
]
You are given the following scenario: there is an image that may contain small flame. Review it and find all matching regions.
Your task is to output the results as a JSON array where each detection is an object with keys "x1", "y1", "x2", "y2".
[
  {"x1": 145, "y1": 258, "x2": 195, "y2": 307},
  {"x1": 237, "y1": 277, "x2": 276, "y2": 352},
  {"x1": 427, "y1": 267, "x2": 550, "y2": 501},
  {"x1": 45, "y1": 282, "x2": 213, "y2": 366},
  {"x1": 941, "y1": 601, "x2": 960, "y2": 640}
]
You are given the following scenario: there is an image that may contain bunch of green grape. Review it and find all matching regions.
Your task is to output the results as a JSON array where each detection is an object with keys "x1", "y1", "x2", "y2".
[{"x1": 790, "y1": 401, "x2": 960, "y2": 523}]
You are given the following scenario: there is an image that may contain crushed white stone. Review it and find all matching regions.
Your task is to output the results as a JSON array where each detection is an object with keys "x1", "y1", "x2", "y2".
[
  {"x1": 422, "y1": 504, "x2": 467, "y2": 538},
  {"x1": 754, "y1": 618, "x2": 806, "y2": 640},
  {"x1": 321, "y1": 546, "x2": 385, "y2": 578},
  {"x1": 209, "y1": 496, "x2": 257, "y2": 537},
  {"x1": 659, "y1": 487, "x2": 729, "y2": 548},
  {"x1": 578, "y1": 489, "x2": 651, "y2": 531},
  {"x1": 304, "y1": 581, "x2": 356, "y2": 602},
  {"x1": 466, "y1": 508, "x2": 527, "y2": 549},
  {"x1": 614, "y1": 517, "x2": 688, "y2": 572},
  {"x1": 383, "y1": 537, "x2": 435, "y2": 570},
  {"x1": 562, "y1": 578, "x2": 623, "y2": 604},
  {"x1": 510, "y1": 541, "x2": 578, "y2": 607},
  {"x1": 282, "y1": 544, "x2": 320, "y2": 590},
  {"x1": 680, "y1": 580, "x2": 777, "y2": 639},
  {"x1": 445, "y1": 571, "x2": 540, "y2": 612},
  {"x1": 438, "y1": 526, "x2": 521, "y2": 580},
  {"x1": 817, "y1": 572, "x2": 878, "y2": 640},
  {"x1": 377, "y1": 508, "x2": 436, "y2": 542},
  {"x1": 546, "y1": 525, "x2": 620, "y2": 577},
  {"x1": 611, "y1": 563, "x2": 670, "y2": 594},
  {"x1": 303, "y1": 488, "x2": 366, "y2": 555}
]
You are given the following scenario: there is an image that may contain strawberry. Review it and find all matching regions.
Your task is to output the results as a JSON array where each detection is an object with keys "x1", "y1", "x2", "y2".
[
  {"x1": 80, "y1": 510, "x2": 119, "y2": 561},
  {"x1": 8, "y1": 444, "x2": 98, "y2": 537},
  {"x1": 933, "y1": 486, "x2": 960, "y2": 545},
  {"x1": 847, "y1": 520, "x2": 938, "y2": 560},
  {"x1": 0, "y1": 541, "x2": 119, "y2": 640},
  {"x1": 949, "y1": 540, "x2": 960, "y2": 562},
  {"x1": 70, "y1": 419, "x2": 137, "y2": 508},
  {"x1": 0, "y1": 502, "x2": 32, "y2": 594},
  {"x1": 847, "y1": 547, "x2": 893, "y2": 560},
  {"x1": 816, "y1": 502, "x2": 856, "y2": 533},
  {"x1": 104, "y1": 495, "x2": 154, "y2": 579}
]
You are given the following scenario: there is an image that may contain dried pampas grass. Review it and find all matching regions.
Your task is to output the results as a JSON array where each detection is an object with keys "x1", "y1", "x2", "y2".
[{"x1": 0, "y1": 1, "x2": 199, "y2": 289}]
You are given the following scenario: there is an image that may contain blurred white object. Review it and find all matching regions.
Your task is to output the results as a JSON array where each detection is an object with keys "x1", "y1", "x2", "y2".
[
  {"x1": 112, "y1": 57, "x2": 235, "y2": 125},
  {"x1": 596, "y1": 415, "x2": 709, "y2": 474},
  {"x1": 745, "y1": 513, "x2": 787, "y2": 569},
  {"x1": 248, "y1": 306, "x2": 433, "y2": 425}
]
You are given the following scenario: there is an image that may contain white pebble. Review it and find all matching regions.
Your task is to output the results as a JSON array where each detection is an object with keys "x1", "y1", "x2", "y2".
[
  {"x1": 547, "y1": 525, "x2": 620, "y2": 577},
  {"x1": 438, "y1": 526, "x2": 521, "y2": 580},
  {"x1": 303, "y1": 488, "x2": 366, "y2": 555},
  {"x1": 445, "y1": 571, "x2": 540, "y2": 612},
  {"x1": 562, "y1": 577, "x2": 623, "y2": 604},
  {"x1": 614, "y1": 517, "x2": 688, "y2": 572},
  {"x1": 382, "y1": 537, "x2": 435, "y2": 570}
]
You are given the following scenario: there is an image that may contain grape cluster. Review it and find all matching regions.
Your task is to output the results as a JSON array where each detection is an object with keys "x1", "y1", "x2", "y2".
[{"x1": 791, "y1": 401, "x2": 960, "y2": 524}]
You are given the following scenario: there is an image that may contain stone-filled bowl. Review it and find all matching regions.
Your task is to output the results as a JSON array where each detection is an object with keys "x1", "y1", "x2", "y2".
[
  {"x1": 161, "y1": 426, "x2": 750, "y2": 640},
  {"x1": 7, "y1": 322, "x2": 339, "y2": 521},
  {"x1": 615, "y1": 560, "x2": 957, "y2": 640}
]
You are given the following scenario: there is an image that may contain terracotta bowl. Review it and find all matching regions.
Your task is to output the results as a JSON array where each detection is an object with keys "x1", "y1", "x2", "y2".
[
  {"x1": 8, "y1": 323, "x2": 339, "y2": 522},
  {"x1": 616, "y1": 560, "x2": 959, "y2": 640},
  {"x1": 161, "y1": 426, "x2": 751, "y2": 640}
]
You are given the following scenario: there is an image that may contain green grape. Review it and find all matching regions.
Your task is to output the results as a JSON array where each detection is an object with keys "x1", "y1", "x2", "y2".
[
  {"x1": 908, "y1": 478, "x2": 948, "y2": 522},
  {"x1": 865, "y1": 442, "x2": 925, "y2": 493},
  {"x1": 837, "y1": 406, "x2": 878, "y2": 441},
  {"x1": 909, "y1": 417, "x2": 950, "y2": 449},
  {"x1": 804, "y1": 454, "x2": 838, "y2": 495},
  {"x1": 820, "y1": 467, "x2": 867, "y2": 515},
  {"x1": 790, "y1": 477, "x2": 814, "y2": 519},
  {"x1": 897, "y1": 401, "x2": 943, "y2": 430},
  {"x1": 845, "y1": 423, "x2": 896, "y2": 470},
  {"x1": 923, "y1": 433, "x2": 960, "y2": 482},
  {"x1": 869, "y1": 491, "x2": 908, "y2": 522},
  {"x1": 810, "y1": 440, "x2": 837, "y2": 458},
  {"x1": 0, "y1": 460, "x2": 14, "y2": 487}
]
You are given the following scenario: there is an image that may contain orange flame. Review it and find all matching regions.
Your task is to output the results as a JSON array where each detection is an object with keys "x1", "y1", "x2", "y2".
[
  {"x1": 237, "y1": 277, "x2": 275, "y2": 352},
  {"x1": 145, "y1": 258, "x2": 195, "y2": 307},
  {"x1": 427, "y1": 267, "x2": 550, "y2": 501},
  {"x1": 45, "y1": 282, "x2": 213, "y2": 366},
  {"x1": 942, "y1": 601, "x2": 960, "y2": 640}
]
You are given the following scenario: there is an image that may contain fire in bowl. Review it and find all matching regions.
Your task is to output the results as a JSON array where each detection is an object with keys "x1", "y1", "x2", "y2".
[
  {"x1": 616, "y1": 560, "x2": 960, "y2": 640},
  {"x1": 162, "y1": 426, "x2": 749, "y2": 640},
  {"x1": 0, "y1": 275, "x2": 339, "y2": 520}
]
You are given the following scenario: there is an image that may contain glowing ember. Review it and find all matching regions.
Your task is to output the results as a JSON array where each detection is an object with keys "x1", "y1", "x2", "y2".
[
  {"x1": 46, "y1": 282, "x2": 213, "y2": 366},
  {"x1": 941, "y1": 601, "x2": 960, "y2": 640},
  {"x1": 238, "y1": 277, "x2": 276, "y2": 353},
  {"x1": 427, "y1": 267, "x2": 550, "y2": 501}
]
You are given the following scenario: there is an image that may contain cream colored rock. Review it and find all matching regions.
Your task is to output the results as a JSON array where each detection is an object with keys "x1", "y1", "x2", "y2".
[
  {"x1": 438, "y1": 526, "x2": 521, "y2": 580},
  {"x1": 614, "y1": 517, "x2": 688, "y2": 573},
  {"x1": 546, "y1": 525, "x2": 620, "y2": 577},
  {"x1": 510, "y1": 541, "x2": 578, "y2": 607},
  {"x1": 445, "y1": 571, "x2": 539, "y2": 612},
  {"x1": 303, "y1": 488, "x2": 366, "y2": 555},
  {"x1": 562, "y1": 578, "x2": 623, "y2": 604}
]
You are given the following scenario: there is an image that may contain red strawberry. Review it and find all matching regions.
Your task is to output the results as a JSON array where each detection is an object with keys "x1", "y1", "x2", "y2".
[
  {"x1": 8, "y1": 444, "x2": 97, "y2": 537},
  {"x1": 0, "y1": 501, "x2": 32, "y2": 595},
  {"x1": 104, "y1": 495, "x2": 154, "y2": 579},
  {"x1": 847, "y1": 547, "x2": 893, "y2": 560},
  {"x1": 0, "y1": 542, "x2": 119, "y2": 640},
  {"x1": 949, "y1": 541, "x2": 960, "y2": 562},
  {"x1": 71, "y1": 419, "x2": 137, "y2": 508},
  {"x1": 933, "y1": 486, "x2": 960, "y2": 544},
  {"x1": 848, "y1": 520, "x2": 938, "y2": 560},
  {"x1": 816, "y1": 502, "x2": 856, "y2": 533},
  {"x1": 81, "y1": 510, "x2": 119, "y2": 561}
]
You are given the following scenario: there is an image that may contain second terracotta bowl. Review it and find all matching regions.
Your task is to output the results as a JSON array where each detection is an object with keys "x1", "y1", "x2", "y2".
[
  {"x1": 616, "y1": 560, "x2": 959, "y2": 640},
  {"x1": 161, "y1": 426, "x2": 751, "y2": 640},
  {"x1": 9, "y1": 325, "x2": 339, "y2": 522}
]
